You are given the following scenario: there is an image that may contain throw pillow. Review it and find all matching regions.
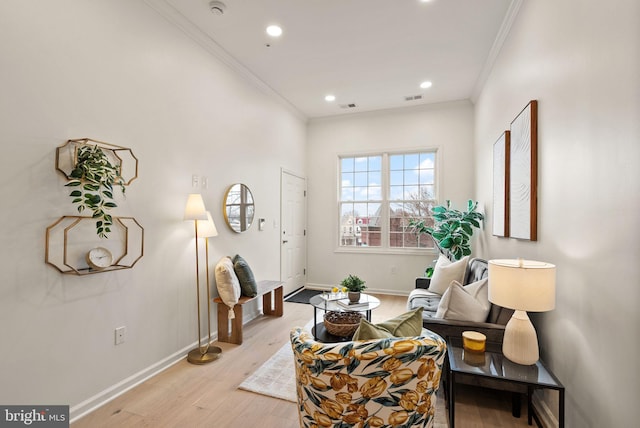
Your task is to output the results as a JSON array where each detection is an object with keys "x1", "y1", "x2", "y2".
[
  {"x1": 352, "y1": 318, "x2": 395, "y2": 340},
  {"x1": 214, "y1": 256, "x2": 241, "y2": 319},
  {"x1": 352, "y1": 307, "x2": 424, "y2": 340},
  {"x1": 428, "y1": 255, "x2": 469, "y2": 295},
  {"x1": 233, "y1": 254, "x2": 258, "y2": 297},
  {"x1": 434, "y1": 278, "x2": 491, "y2": 322}
]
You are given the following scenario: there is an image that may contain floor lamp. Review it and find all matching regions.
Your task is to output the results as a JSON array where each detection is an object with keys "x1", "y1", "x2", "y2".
[
  {"x1": 488, "y1": 259, "x2": 556, "y2": 365},
  {"x1": 184, "y1": 194, "x2": 222, "y2": 364}
]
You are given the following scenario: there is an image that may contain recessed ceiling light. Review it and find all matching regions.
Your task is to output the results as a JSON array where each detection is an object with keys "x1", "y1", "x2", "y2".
[
  {"x1": 325, "y1": 94, "x2": 336, "y2": 102},
  {"x1": 266, "y1": 25, "x2": 283, "y2": 37},
  {"x1": 420, "y1": 81, "x2": 433, "y2": 89}
]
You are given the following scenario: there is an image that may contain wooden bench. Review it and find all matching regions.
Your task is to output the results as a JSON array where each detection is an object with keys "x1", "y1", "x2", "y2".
[{"x1": 213, "y1": 280, "x2": 284, "y2": 345}]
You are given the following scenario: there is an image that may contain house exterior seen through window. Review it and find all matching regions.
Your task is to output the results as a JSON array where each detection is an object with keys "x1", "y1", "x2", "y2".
[{"x1": 339, "y1": 151, "x2": 437, "y2": 250}]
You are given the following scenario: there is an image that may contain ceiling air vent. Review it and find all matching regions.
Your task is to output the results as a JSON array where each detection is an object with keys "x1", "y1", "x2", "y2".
[
  {"x1": 404, "y1": 95, "x2": 423, "y2": 101},
  {"x1": 339, "y1": 103, "x2": 357, "y2": 109}
]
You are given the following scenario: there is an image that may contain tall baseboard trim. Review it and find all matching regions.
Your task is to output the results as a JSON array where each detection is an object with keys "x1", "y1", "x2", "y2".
[
  {"x1": 304, "y1": 283, "x2": 410, "y2": 297},
  {"x1": 533, "y1": 391, "x2": 559, "y2": 427},
  {"x1": 69, "y1": 308, "x2": 262, "y2": 424},
  {"x1": 69, "y1": 343, "x2": 194, "y2": 423}
]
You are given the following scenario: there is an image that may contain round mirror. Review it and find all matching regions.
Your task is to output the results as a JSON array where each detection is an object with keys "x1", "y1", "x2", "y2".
[{"x1": 223, "y1": 183, "x2": 255, "y2": 233}]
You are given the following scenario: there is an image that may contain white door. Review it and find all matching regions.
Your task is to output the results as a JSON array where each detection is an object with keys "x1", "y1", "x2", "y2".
[{"x1": 281, "y1": 170, "x2": 306, "y2": 296}]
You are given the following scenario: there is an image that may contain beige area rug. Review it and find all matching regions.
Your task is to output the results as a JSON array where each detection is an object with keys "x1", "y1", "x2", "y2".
[
  {"x1": 237, "y1": 320, "x2": 313, "y2": 402},
  {"x1": 238, "y1": 340, "x2": 298, "y2": 402},
  {"x1": 237, "y1": 329, "x2": 448, "y2": 427}
]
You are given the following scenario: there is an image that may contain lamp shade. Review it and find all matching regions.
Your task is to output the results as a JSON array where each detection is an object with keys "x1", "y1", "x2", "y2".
[
  {"x1": 197, "y1": 211, "x2": 218, "y2": 238},
  {"x1": 184, "y1": 194, "x2": 208, "y2": 221},
  {"x1": 488, "y1": 259, "x2": 556, "y2": 312}
]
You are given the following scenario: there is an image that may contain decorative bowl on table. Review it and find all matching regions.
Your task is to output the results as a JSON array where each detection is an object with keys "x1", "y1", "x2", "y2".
[{"x1": 323, "y1": 311, "x2": 363, "y2": 337}]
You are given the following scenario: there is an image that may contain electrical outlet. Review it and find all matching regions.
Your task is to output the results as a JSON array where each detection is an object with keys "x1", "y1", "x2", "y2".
[
  {"x1": 115, "y1": 326, "x2": 126, "y2": 345},
  {"x1": 192, "y1": 174, "x2": 199, "y2": 188},
  {"x1": 201, "y1": 176, "x2": 208, "y2": 189}
]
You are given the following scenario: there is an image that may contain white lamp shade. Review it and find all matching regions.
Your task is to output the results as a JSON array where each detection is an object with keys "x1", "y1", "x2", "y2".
[
  {"x1": 488, "y1": 259, "x2": 556, "y2": 312},
  {"x1": 197, "y1": 211, "x2": 218, "y2": 238},
  {"x1": 184, "y1": 194, "x2": 208, "y2": 221}
]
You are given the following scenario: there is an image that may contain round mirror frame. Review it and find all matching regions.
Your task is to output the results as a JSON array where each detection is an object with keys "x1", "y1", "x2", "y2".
[{"x1": 223, "y1": 183, "x2": 255, "y2": 233}]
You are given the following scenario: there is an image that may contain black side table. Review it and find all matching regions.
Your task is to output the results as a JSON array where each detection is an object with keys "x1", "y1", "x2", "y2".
[{"x1": 446, "y1": 336, "x2": 565, "y2": 428}]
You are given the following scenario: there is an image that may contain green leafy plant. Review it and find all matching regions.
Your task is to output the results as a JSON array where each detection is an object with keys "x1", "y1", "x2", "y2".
[
  {"x1": 340, "y1": 274, "x2": 367, "y2": 292},
  {"x1": 410, "y1": 199, "x2": 484, "y2": 260},
  {"x1": 65, "y1": 145, "x2": 125, "y2": 238}
]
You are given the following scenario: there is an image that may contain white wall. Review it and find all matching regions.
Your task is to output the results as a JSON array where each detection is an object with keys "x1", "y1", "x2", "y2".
[
  {"x1": 473, "y1": 0, "x2": 639, "y2": 426},
  {"x1": 0, "y1": 0, "x2": 306, "y2": 419},
  {"x1": 306, "y1": 101, "x2": 475, "y2": 294},
  {"x1": 4, "y1": 1, "x2": 637, "y2": 425}
]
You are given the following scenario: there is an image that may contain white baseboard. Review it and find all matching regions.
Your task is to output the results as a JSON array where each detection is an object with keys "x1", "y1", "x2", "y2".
[
  {"x1": 69, "y1": 343, "x2": 193, "y2": 423},
  {"x1": 533, "y1": 391, "x2": 559, "y2": 427},
  {"x1": 73, "y1": 289, "x2": 423, "y2": 423},
  {"x1": 304, "y1": 283, "x2": 410, "y2": 297},
  {"x1": 70, "y1": 308, "x2": 261, "y2": 424}
]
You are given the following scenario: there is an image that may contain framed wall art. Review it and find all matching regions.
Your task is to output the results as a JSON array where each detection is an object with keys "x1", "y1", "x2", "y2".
[
  {"x1": 509, "y1": 100, "x2": 538, "y2": 241},
  {"x1": 492, "y1": 130, "x2": 510, "y2": 237}
]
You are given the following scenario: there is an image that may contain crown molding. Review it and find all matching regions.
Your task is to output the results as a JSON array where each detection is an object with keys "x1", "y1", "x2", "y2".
[
  {"x1": 470, "y1": 0, "x2": 524, "y2": 103},
  {"x1": 143, "y1": 0, "x2": 307, "y2": 122},
  {"x1": 309, "y1": 99, "x2": 473, "y2": 124}
]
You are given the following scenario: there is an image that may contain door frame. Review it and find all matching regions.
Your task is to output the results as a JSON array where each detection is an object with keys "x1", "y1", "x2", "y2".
[{"x1": 280, "y1": 168, "x2": 307, "y2": 294}]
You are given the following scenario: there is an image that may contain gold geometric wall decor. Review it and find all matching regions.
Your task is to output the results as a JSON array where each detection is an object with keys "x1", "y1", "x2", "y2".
[
  {"x1": 45, "y1": 215, "x2": 144, "y2": 275},
  {"x1": 47, "y1": 137, "x2": 143, "y2": 274},
  {"x1": 55, "y1": 138, "x2": 139, "y2": 185}
]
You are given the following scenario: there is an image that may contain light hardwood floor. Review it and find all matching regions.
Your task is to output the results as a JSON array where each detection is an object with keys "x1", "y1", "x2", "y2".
[{"x1": 72, "y1": 294, "x2": 535, "y2": 428}]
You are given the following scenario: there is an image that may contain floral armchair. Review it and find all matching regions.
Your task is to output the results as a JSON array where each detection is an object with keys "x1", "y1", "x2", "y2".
[{"x1": 290, "y1": 328, "x2": 447, "y2": 428}]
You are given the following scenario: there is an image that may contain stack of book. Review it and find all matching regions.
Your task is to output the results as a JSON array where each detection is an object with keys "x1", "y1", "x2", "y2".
[{"x1": 336, "y1": 298, "x2": 369, "y2": 310}]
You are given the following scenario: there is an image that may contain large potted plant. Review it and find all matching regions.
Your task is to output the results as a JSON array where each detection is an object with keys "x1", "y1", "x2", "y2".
[
  {"x1": 340, "y1": 274, "x2": 366, "y2": 303},
  {"x1": 410, "y1": 199, "x2": 484, "y2": 260},
  {"x1": 65, "y1": 145, "x2": 125, "y2": 238}
]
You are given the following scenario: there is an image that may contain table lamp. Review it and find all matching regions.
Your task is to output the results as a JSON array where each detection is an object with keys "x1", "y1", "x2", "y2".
[
  {"x1": 488, "y1": 259, "x2": 556, "y2": 365},
  {"x1": 184, "y1": 195, "x2": 221, "y2": 364}
]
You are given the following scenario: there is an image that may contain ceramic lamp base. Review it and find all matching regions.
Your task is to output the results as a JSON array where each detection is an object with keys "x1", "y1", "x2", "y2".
[{"x1": 502, "y1": 310, "x2": 539, "y2": 365}]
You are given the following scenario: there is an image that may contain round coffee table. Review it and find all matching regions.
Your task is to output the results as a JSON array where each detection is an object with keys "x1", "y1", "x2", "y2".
[{"x1": 308, "y1": 293, "x2": 380, "y2": 342}]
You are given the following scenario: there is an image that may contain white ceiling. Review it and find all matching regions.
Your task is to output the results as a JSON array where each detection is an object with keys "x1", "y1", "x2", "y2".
[{"x1": 155, "y1": 0, "x2": 516, "y2": 119}]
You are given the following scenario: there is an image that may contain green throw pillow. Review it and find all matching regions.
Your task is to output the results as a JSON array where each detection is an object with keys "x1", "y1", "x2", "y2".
[
  {"x1": 232, "y1": 254, "x2": 258, "y2": 297},
  {"x1": 352, "y1": 318, "x2": 395, "y2": 340},
  {"x1": 352, "y1": 307, "x2": 424, "y2": 341}
]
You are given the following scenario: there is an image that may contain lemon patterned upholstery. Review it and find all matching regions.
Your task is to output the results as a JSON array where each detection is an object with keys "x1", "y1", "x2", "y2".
[{"x1": 290, "y1": 327, "x2": 446, "y2": 428}]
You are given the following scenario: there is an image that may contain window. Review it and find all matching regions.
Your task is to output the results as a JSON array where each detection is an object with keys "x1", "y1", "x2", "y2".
[{"x1": 339, "y1": 151, "x2": 437, "y2": 250}]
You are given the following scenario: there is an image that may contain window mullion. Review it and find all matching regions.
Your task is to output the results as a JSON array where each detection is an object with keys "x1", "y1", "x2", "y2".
[{"x1": 381, "y1": 153, "x2": 390, "y2": 249}]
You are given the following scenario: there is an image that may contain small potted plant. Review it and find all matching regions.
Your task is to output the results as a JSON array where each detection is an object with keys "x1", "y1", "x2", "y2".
[
  {"x1": 65, "y1": 144, "x2": 125, "y2": 238},
  {"x1": 340, "y1": 274, "x2": 366, "y2": 303}
]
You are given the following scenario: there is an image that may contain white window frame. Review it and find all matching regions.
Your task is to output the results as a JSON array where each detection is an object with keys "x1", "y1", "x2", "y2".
[{"x1": 336, "y1": 149, "x2": 439, "y2": 255}]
